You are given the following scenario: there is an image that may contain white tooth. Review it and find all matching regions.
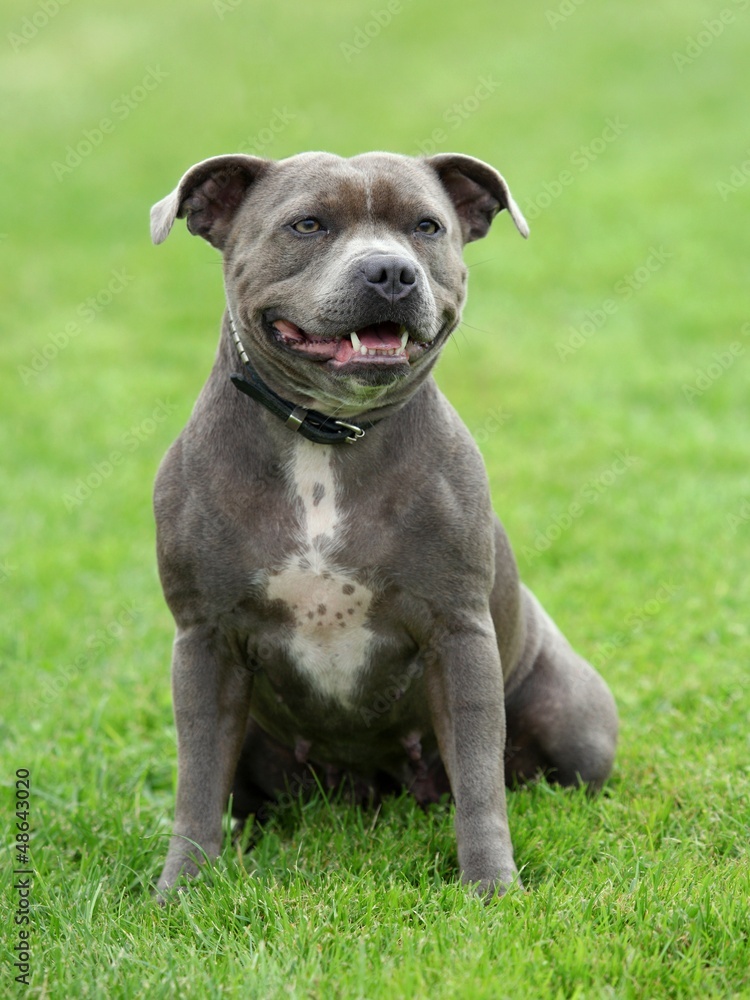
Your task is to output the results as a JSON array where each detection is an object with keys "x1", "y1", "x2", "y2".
[
  {"x1": 400, "y1": 331, "x2": 408, "y2": 350},
  {"x1": 368, "y1": 348, "x2": 377, "y2": 356},
  {"x1": 387, "y1": 349, "x2": 395, "y2": 356},
  {"x1": 350, "y1": 331, "x2": 361, "y2": 351},
  {"x1": 360, "y1": 345, "x2": 368, "y2": 356}
]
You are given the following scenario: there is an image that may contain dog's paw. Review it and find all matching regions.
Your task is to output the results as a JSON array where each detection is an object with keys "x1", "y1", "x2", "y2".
[{"x1": 461, "y1": 856, "x2": 523, "y2": 900}]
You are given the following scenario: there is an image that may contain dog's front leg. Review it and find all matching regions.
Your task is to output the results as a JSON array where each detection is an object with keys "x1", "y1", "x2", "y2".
[
  {"x1": 157, "y1": 627, "x2": 252, "y2": 894},
  {"x1": 425, "y1": 621, "x2": 519, "y2": 896}
]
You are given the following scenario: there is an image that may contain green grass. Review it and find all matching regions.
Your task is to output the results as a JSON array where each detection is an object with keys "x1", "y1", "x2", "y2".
[{"x1": 2, "y1": 0, "x2": 749, "y2": 996}]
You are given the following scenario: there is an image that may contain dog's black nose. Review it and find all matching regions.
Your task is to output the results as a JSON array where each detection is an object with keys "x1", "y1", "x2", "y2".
[{"x1": 361, "y1": 254, "x2": 417, "y2": 302}]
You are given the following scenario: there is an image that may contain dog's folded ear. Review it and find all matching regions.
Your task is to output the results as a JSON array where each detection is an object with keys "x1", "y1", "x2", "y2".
[
  {"x1": 424, "y1": 154, "x2": 529, "y2": 243},
  {"x1": 150, "y1": 154, "x2": 269, "y2": 248}
]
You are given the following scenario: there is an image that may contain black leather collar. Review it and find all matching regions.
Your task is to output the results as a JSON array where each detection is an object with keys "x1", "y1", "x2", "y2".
[{"x1": 227, "y1": 310, "x2": 378, "y2": 446}]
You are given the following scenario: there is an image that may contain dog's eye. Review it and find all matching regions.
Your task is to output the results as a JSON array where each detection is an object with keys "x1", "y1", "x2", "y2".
[
  {"x1": 291, "y1": 218, "x2": 323, "y2": 234},
  {"x1": 415, "y1": 219, "x2": 440, "y2": 235}
]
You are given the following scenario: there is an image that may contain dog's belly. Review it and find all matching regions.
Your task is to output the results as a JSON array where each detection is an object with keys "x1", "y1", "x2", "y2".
[{"x1": 265, "y1": 555, "x2": 375, "y2": 706}]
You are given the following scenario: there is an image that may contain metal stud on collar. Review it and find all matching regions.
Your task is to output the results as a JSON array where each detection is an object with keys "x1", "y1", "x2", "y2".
[
  {"x1": 229, "y1": 311, "x2": 250, "y2": 365},
  {"x1": 285, "y1": 406, "x2": 308, "y2": 431}
]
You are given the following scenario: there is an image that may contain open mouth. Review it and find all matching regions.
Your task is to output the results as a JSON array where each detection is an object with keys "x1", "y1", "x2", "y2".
[{"x1": 269, "y1": 318, "x2": 429, "y2": 366}]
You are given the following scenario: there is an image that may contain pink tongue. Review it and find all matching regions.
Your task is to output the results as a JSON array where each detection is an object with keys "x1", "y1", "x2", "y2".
[
  {"x1": 273, "y1": 319, "x2": 306, "y2": 342},
  {"x1": 357, "y1": 322, "x2": 403, "y2": 350}
]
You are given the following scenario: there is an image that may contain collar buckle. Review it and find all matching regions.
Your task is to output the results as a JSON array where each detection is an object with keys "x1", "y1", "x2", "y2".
[{"x1": 334, "y1": 420, "x2": 366, "y2": 444}]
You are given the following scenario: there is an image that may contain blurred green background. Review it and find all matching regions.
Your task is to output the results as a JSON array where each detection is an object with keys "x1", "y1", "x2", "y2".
[{"x1": 1, "y1": 0, "x2": 749, "y2": 996}]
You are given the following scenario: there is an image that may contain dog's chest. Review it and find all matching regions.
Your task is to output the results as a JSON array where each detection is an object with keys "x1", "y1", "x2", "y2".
[{"x1": 263, "y1": 441, "x2": 375, "y2": 705}]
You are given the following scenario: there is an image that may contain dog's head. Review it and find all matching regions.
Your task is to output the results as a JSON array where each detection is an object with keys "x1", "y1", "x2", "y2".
[{"x1": 151, "y1": 151, "x2": 527, "y2": 416}]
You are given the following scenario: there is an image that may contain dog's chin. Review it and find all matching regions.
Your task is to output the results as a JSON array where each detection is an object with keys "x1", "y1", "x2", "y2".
[{"x1": 335, "y1": 361, "x2": 409, "y2": 388}]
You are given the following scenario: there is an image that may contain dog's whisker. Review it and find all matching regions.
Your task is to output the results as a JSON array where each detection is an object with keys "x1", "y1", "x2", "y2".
[
  {"x1": 447, "y1": 333, "x2": 465, "y2": 355},
  {"x1": 457, "y1": 320, "x2": 495, "y2": 336},
  {"x1": 466, "y1": 257, "x2": 500, "y2": 270}
]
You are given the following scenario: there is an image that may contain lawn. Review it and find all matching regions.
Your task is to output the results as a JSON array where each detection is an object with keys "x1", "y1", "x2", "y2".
[{"x1": 2, "y1": 0, "x2": 749, "y2": 997}]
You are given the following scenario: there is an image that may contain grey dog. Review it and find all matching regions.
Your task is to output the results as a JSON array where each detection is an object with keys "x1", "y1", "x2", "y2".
[{"x1": 149, "y1": 150, "x2": 618, "y2": 896}]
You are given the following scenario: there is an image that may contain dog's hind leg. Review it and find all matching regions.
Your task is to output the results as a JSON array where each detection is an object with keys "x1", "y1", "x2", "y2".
[{"x1": 502, "y1": 586, "x2": 618, "y2": 791}]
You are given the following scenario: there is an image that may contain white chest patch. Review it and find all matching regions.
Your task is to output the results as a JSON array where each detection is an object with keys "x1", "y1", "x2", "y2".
[{"x1": 265, "y1": 440, "x2": 375, "y2": 705}]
